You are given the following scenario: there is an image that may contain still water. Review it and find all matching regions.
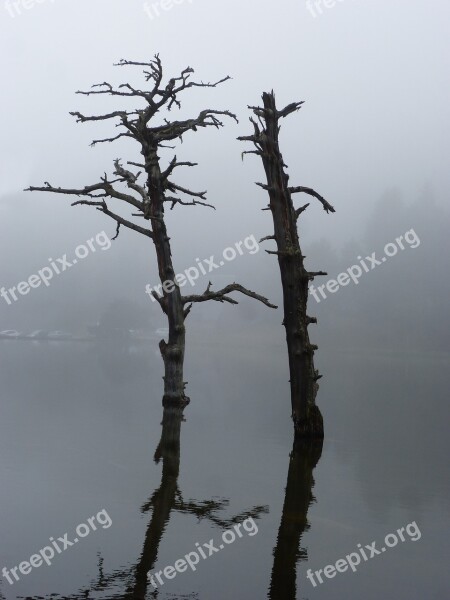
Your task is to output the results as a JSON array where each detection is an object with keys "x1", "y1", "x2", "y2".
[{"x1": 0, "y1": 334, "x2": 448, "y2": 599}]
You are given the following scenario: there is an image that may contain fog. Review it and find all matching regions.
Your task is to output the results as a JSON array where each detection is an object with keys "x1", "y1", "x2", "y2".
[
  {"x1": 0, "y1": 2, "x2": 449, "y2": 599},
  {"x1": 1, "y1": 0, "x2": 449, "y2": 341}
]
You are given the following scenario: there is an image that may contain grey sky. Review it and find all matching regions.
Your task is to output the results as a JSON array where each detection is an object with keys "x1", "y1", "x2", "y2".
[
  {"x1": 0, "y1": 0, "x2": 448, "y2": 328},
  {"x1": 1, "y1": 0, "x2": 448, "y2": 212}
]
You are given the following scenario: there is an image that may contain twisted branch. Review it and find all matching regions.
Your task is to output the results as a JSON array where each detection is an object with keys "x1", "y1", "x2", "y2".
[
  {"x1": 289, "y1": 186, "x2": 335, "y2": 214},
  {"x1": 182, "y1": 281, "x2": 277, "y2": 309}
]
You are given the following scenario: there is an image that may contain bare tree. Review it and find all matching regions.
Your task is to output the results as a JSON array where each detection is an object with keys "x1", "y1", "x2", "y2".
[
  {"x1": 238, "y1": 91, "x2": 335, "y2": 438},
  {"x1": 27, "y1": 56, "x2": 276, "y2": 407}
]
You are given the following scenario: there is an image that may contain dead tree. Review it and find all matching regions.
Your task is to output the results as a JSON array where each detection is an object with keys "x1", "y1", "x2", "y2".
[
  {"x1": 238, "y1": 92, "x2": 335, "y2": 438},
  {"x1": 26, "y1": 56, "x2": 276, "y2": 407}
]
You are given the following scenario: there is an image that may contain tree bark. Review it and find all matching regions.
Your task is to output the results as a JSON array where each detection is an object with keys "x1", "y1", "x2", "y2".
[
  {"x1": 239, "y1": 92, "x2": 335, "y2": 437},
  {"x1": 145, "y1": 145, "x2": 188, "y2": 407}
]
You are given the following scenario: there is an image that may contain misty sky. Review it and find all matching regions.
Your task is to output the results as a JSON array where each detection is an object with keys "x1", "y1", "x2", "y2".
[{"x1": 0, "y1": 0, "x2": 449, "y2": 332}]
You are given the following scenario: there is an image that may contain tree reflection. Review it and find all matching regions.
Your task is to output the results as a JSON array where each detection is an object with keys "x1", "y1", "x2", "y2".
[
  {"x1": 268, "y1": 437, "x2": 323, "y2": 600},
  {"x1": 22, "y1": 403, "x2": 268, "y2": 600}
]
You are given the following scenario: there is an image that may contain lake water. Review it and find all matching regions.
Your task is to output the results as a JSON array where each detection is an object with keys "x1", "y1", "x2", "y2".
[{"x1": 0, "y1": 333, "x2": 448, "y2": 599}]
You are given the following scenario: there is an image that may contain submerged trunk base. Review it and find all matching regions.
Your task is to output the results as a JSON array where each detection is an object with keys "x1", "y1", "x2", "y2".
[
  {"x1": 293, "y1": 404, "x2": 324, "y2": 439},
  {"x1": 159, "y1": 337, "x2": 189, "y2": 409}
]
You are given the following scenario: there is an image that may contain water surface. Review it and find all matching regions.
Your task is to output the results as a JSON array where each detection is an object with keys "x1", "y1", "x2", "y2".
[{"x1": 0, "y1": 335, "x2": 448, "y2": 599}]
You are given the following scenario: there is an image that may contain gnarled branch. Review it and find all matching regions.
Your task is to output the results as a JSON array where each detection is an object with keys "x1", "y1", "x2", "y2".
[
  {"x1": 26, "y1": 174, "x2": 144, "y2": 212},
  {"x1": 182, "y1": 281, "x2": 276, "y2": 309},
  {"x1": 289, "y1": 186, "x2": 335, "y2": 214},
  {"x1": 294, "y1": 203, "x2": 310, "y2": 219}
]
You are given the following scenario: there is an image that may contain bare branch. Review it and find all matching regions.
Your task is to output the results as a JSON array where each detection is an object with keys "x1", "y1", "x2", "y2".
[
  {"x1": 277, "y1": 101, "x2": 305, "y2": 118},
  {"x1": 26, "y1": 177, "x2": 152, "y2": 238},
  {"x1": 69, "y1": 110, "x2": 136, "y2": 123},
  {"x1": 174, "y1": 74, "x2": 232, "y2": 94},
  {"x1": 91, "y1": 131, "x2": 133, "y2": 147},
  {"x1": 112, "y1": 222, "x2": 121, "y2": 241},
  {"x1": 255, "y1": 182, "x2": 274, "y2": 192},
  {"x1": 166, "y1": 196, "x2": 215, "y2": 210},
  {"x1": 151, "y1": 109, "x2": 238, "y2": 142},
  {"x1": 115, "y1": 59, "x2": 159, "y2": 68},
  {"x1": 161, "y1": 156, "x2": 198, "y2": 181},
  {"x1": 112, "y1": 57, "x2": 233, "y2": 122},
  {"x1": 240, "y1": 150, "x2": 262, "y2": 161},
  {"x1": 183, "y1": 303, "x2": 193, "y2": 319},
  {"x1": 127, "y1": 161, "x2": 145, "y2": 169},
  {"x1": 246, "y1": 99, "x2": 304, "y2": 120},
  {"x1": 151, "y1": 291, "x2": 167, "y2": 314},
  {"x1": 26, "y1": 176, "x2": 144, "y2": 212},
  {"x1": 289, "y1": 187, "x2": 335, "y2": 214},
  {"x1": 182, "y1": 282, "x2": 277, "y2": 309},
  {"x1": 69, "y1": 199, "x2": 104, "y2": 208},
  {"x1": 166, "y1": 181, "x2": 208, "y2": 200},
  {"x1": 67, "y1": 199, "x2": 152, "y2": 239},
  {"x1": 94, "y1": 202, "x2": 154, "y2": 239},
  {"x1": 76, "y1": 84, "x2": 139, "y2": 99},
  {"x1": 113, "y1": 159, "x2": 149, "y2": 205},
  {"x1": 306, "y1": 271, "x2": 327, "y2": 280},
  {"x1": 294, "y1": 203, "x2": 310, "y2": 219}
]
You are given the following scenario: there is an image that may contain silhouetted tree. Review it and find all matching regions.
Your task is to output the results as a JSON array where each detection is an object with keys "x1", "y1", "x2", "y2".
[
  {"x1": 27, "y1": 56, "x2": 276, "y2": 407},
  {"x1": 239, "y1": 92, "x2": 335, "y2": 437}
]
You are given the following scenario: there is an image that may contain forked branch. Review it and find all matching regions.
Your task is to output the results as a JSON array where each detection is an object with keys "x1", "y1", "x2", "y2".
[
  {"x1": 289, "y1": 186, "x2": 335, "y2": 214},
  {"x1": 182, "y1": 282, "x2": 277, "y2": 309}
]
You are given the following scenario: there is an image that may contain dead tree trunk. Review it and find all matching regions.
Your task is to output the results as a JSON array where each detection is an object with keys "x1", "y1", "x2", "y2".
[
  {"x1": 239, "y1": 92, "x2": 335, "y2": 438},
  {"x1": 145, "y1": 143, "x2": 187, "y2": 406},
  {"x1": 27, "y1": 56, "x2": 276, "y2": 408}
]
